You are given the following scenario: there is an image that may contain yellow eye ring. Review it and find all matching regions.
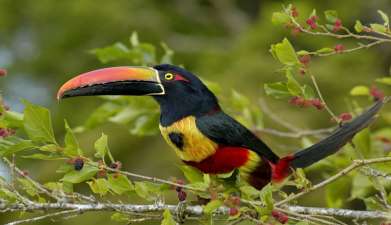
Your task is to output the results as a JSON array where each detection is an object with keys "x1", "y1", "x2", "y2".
[{"x1": 165, "y1": 73, "x2": 174, "y2": 80}]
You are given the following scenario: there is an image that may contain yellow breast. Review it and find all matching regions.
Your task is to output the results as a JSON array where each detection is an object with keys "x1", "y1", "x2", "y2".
[{"x1": 159, "y1": 116, "x2": 217, "y2": 162}]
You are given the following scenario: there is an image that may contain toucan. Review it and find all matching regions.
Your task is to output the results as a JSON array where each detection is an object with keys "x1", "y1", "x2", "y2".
[{"x1": 57, "y1": 64, "x2": 385, "y2": 189}]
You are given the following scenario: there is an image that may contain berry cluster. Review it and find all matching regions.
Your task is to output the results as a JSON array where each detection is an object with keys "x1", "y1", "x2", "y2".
[
  {"x1": 224, "y1": 195, "x2": 241, "y2": 216},
  {"x1": 271, "y1": 210, "x2": 289, "y2": 224},
  {"x1": 289, "y1": 96, "x2": 325, "y2": 110},
  {"x1": 306, "y1": 15, "x2": 318, "y2": 30},
  {"x1": 334, "y1": 44, "x2": 345, "y2": 53},
  {"x1": 332, "y1": 19, "x2": 342, "y2": 32}
]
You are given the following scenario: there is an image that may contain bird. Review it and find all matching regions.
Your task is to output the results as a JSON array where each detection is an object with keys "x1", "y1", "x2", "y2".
[{"x1": 57, "y1": 64, "x2": 385, "y2": 189}]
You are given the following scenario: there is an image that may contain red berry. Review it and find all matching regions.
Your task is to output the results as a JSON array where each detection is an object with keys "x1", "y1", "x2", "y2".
[
  {"x1": 370, "y1": 85, "x2": 385, "y2": 101},
  {"x1": 272, "y1": 210, "x2": 289, "y2": 224},
  {"x1": 338, "y1": 112, "x2": 352, "y2": 122},
  {"x1": 0, "y1": 68, "x2": 7, "y2": 77},
  {"x1": 177, "y1": 190, "x2": 187, "y2": 201},
  {"x1": 74, "y1": 158, "x2": 84, "y2": 171},
  {"x1": 334, "y1": 44, "x2": 344, "y2": 53},
  {"x1": 299, "y1": 54, "x2": 311, "y2": 65},
  {"x1": 0, "y1": 128, "x2": 15, "y2": 138},
  {"x1": 310, "y1": 98, "x2": 324, "y2": 110},
  {"x1": 229, "y1": 207, "x2": 239, "y2": 216},
  {"x1": 333, "y1": 19, "x2": 342, "y2": 32},
  {"x1": 21, "y1": 170, "x2": 29, "y2": 176}
]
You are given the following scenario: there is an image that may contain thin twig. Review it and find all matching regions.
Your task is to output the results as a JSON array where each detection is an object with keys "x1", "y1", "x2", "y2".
[
  {"x1": 276, "y1": 157, "x2": 391, "y2": 206},
  {"x1": 5, "y1": 209, "x2": 80, "y2": 225},
  {"x1": 310, "y1": 74, "x2": 339, "y2": 122}
]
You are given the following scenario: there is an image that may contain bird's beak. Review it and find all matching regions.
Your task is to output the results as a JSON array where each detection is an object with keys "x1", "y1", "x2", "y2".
[{"x1": 57, "y1": 66, "x2": 165, "y2": 100}]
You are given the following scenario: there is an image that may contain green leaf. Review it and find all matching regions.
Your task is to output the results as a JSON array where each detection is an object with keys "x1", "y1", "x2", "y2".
[
  {"x1": 240, "y1": 185, "x2": 259, "y2": 199},
  {"x1": 160, "y1": 42, "x2": 174, "y2": 64},
  {"x1": 326, "y1": 176, "x2": 352, "y2": 208},
  {"x1": 0, "y1": 188, "x2": 18, "y2": 202},
  {"x1": 18, "y1": 178, "x2": 38, "y2": 196},
  {"x1": 264, "y1": 82, "x2": 292, "y2": 99},
  {"x1": 364, "y1": 197, "x2": 384, "y2": 210},
  {"x1": 303, "y1": 85, "x2": 315, "y2": 99},
  {"x1": 350, "y1": 86, "x2": 370, "y2": 96},
  {"x1": 324, "y1": 10, "x2": 338, "y2": 23},
  {"x1": 111, "y1": 213, "x2": 129, "y2": 223},
  {"x1": 22, "y1": 153, "x2": 64, "y2": 160},
  {"x1": 64, "y1": 120, "x2": 82, "y2": 156},
  {"x1": 296, "y1": 50, "x2": 310, "y2": 56},
  {"x1": 376, "y1": 77, "x2": 391, "y2": 85},
  {"x1": 271, "y1": 12, "x2": 291, "y2": 25},
  {"x1": 161, "y1": 209, "x2": 176, "y2": 225},
  {"x1": 0, "y1": 139, "x2": 35, "y2": 156},
  {"x1": 286, "y1": 71, "x2": 302, "y2": 96},
  {"x1": 130, "y1": 32, "x2": 139, "y2": 47},
  {"x1": 350, "y1": 173, "x2": 372, "y2": 199},
  {"x1": 129, "y1": 113, "x2": 159, "y2": 136},
  {"x1": 270, "y1": 38, "x2": 299, "y2": 66},
  {"x1": 370, "y1": 23, "x2": 387, "y2": 33},
  {"x1": 3, "y1": 111, "x2": 23, "y2": 129},
  {"x1": 134, "y1": 181, "x2": 161, "y2": 201},
  {"x1": 354, "y1": 20, "x2": 364, "y2": 32},
  {"x1": 61, "y1": 165, "x2": 99, "y2": 184},
  {"x1": 378, "y1": 10, "x2": 389, "y2": 27},
  {"x1": 108, "y1": 174, "x2": 134, "y2": 194},
  {"x1": 22, "y1": 100, "x2": 57, "y2": 144},
  {"x1": 94, "y1": 133, "x2": 109, "y2": 159},
  {"x1": 203, "y1": 200, "x2": 222, "y2": 215},
  {"x1": 231, "y1": 90, "x2": 250, "y2": 110},
  {"x1": 316, "y1": 47, "x2": 334, "y2": 54},
  {"x1": 180, "y1": 165, "x2": 203, "y2": 183},
  {"x1": 84, "y1": 102, "x2": 121, "y2": 130},
  {"x1": 353, "y1": 128, "x2": 371, "y2": 157},
  {"x1": 90, "y1": 42, "x2": 130, "y2": 64},
  {"x1": 87, "y1": 178, "x2": 110, "y2": 196}
]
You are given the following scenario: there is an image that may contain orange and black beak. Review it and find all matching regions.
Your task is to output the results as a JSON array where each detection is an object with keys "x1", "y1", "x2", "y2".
[{"x1": 57, "y1": 67, "x2": 165, "y2": 100}]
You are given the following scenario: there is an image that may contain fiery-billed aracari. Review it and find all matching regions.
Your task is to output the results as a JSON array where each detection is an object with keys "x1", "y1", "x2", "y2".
[{"x1": 57, "y1": 64, "x2": 385, "y2": 189}]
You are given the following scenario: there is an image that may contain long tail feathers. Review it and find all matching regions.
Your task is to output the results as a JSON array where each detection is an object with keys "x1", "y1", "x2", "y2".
[{"x1": 289, "y1": 98, "x2": 388, "y2": 169}]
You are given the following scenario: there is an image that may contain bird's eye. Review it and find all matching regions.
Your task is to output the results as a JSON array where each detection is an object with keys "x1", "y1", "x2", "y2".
[{"x1": 164, "y1": 73, "x2": 174, "y2": 80}]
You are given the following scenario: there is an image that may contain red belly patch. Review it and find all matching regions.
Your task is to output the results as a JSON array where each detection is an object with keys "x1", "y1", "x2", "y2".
[{"x1": 184, "y1": 146, "x2": 250, "y2": 174}]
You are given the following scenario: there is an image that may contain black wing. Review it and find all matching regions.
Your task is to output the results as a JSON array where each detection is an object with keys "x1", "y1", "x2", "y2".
[
  {"x1": 291, "y1": 99, "x2": 386, "y2": 168},
  {"x1": 196, "y1": 111, "x2": 280, "y2": 163}
]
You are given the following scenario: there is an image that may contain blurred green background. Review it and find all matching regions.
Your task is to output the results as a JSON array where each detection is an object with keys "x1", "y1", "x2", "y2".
[{"x1": 0, "y1": 0, "x2": 390, "y2": 224}]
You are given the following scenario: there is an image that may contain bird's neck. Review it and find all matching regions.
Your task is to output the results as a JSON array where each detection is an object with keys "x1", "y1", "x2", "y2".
[{"x1": 154, "y1": 93, "x2": 220, "y2": 127}]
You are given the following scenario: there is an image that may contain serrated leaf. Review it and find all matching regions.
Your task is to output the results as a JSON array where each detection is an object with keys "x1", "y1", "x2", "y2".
[
  {"x1": 180, "y1": 165, "x2": 203, "y2": 183},
  {"x1": 61, "y1": 165, "x2": 99, "y2": 184},
  {"x1": 270, "y1": 38, "x2": 299, "y2": 66},
  {"x1": 90, "y1": 42, "x2": 130, "y2": 64},
  {"x1": 22, "y1": 153, "x2": 64, "y2": 160},
  {"x1": 203, "y1": 200, "x2": 222, "y2": 215},
  {"x1": 354, "y1": 20, "x2": 364, "y2": 32},
  {"x1": 302, "y1": 85, "x2": 315, "y2": 99},
  {"x1": 87, "y1": 178, "x2": 110, "y2": 196},
  {"x1": 0, "y1": 139, "x2": 35, "y2": 156},
  {"x1": 94, "y1": 133, "x2": 109, "y2": 159},
  {"x1": 161, "y1": 209, "x2": 176, "y2": 225},
  {"x1": 64, "y1": 120, "x2": 82, "y2": 156},
  {"x1": 240, "y1": 185, "x2": 259, "y2": 199},
  {"x1": 370, "y1": 23, "x2": 387, "y2": 33},
  {"x1": 350, "y1": 86, "x2": 370, "y2": 96},
  {"x1": 22, "y1": 100, "x2": 57, "y2": 144},
  {"x1": 376, "y1": 77, "x2": 391, "y2": 85},
  {"x1": 271, "y1": 12, "x2": 291, "y2": 25},
  {"x1": 111, "y1": 213, "x2": 129, "y2": 222},
  {"x1": 108, "y1": 174, "x2": 134, "y2": 194},
  {"x1": 353, "y1": 128, "x2": 371, "y2": 157},
  {"x1": 134, "y1": 181, "x2": 161, "y2": 201},
  {"x1": 264, "y1": 82, "x2": 292, "y2": 99},
  {"x1": 316, "y1": 47, "x2": 334, "y2": 54},
  {"x1": 324, "y1": 10, "x2": 338, "y2": 23},
  {"x1": 326, "y1": 176, "x2": 352, "y2": 208},
  {"x1": 286, "y1": 71, "x2": 302, "y2": 96}
]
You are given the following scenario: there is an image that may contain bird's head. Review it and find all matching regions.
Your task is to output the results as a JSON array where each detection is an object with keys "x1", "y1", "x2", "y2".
[{"x1": 57, "y1": 64, "x2": 220, "y2": 125}]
